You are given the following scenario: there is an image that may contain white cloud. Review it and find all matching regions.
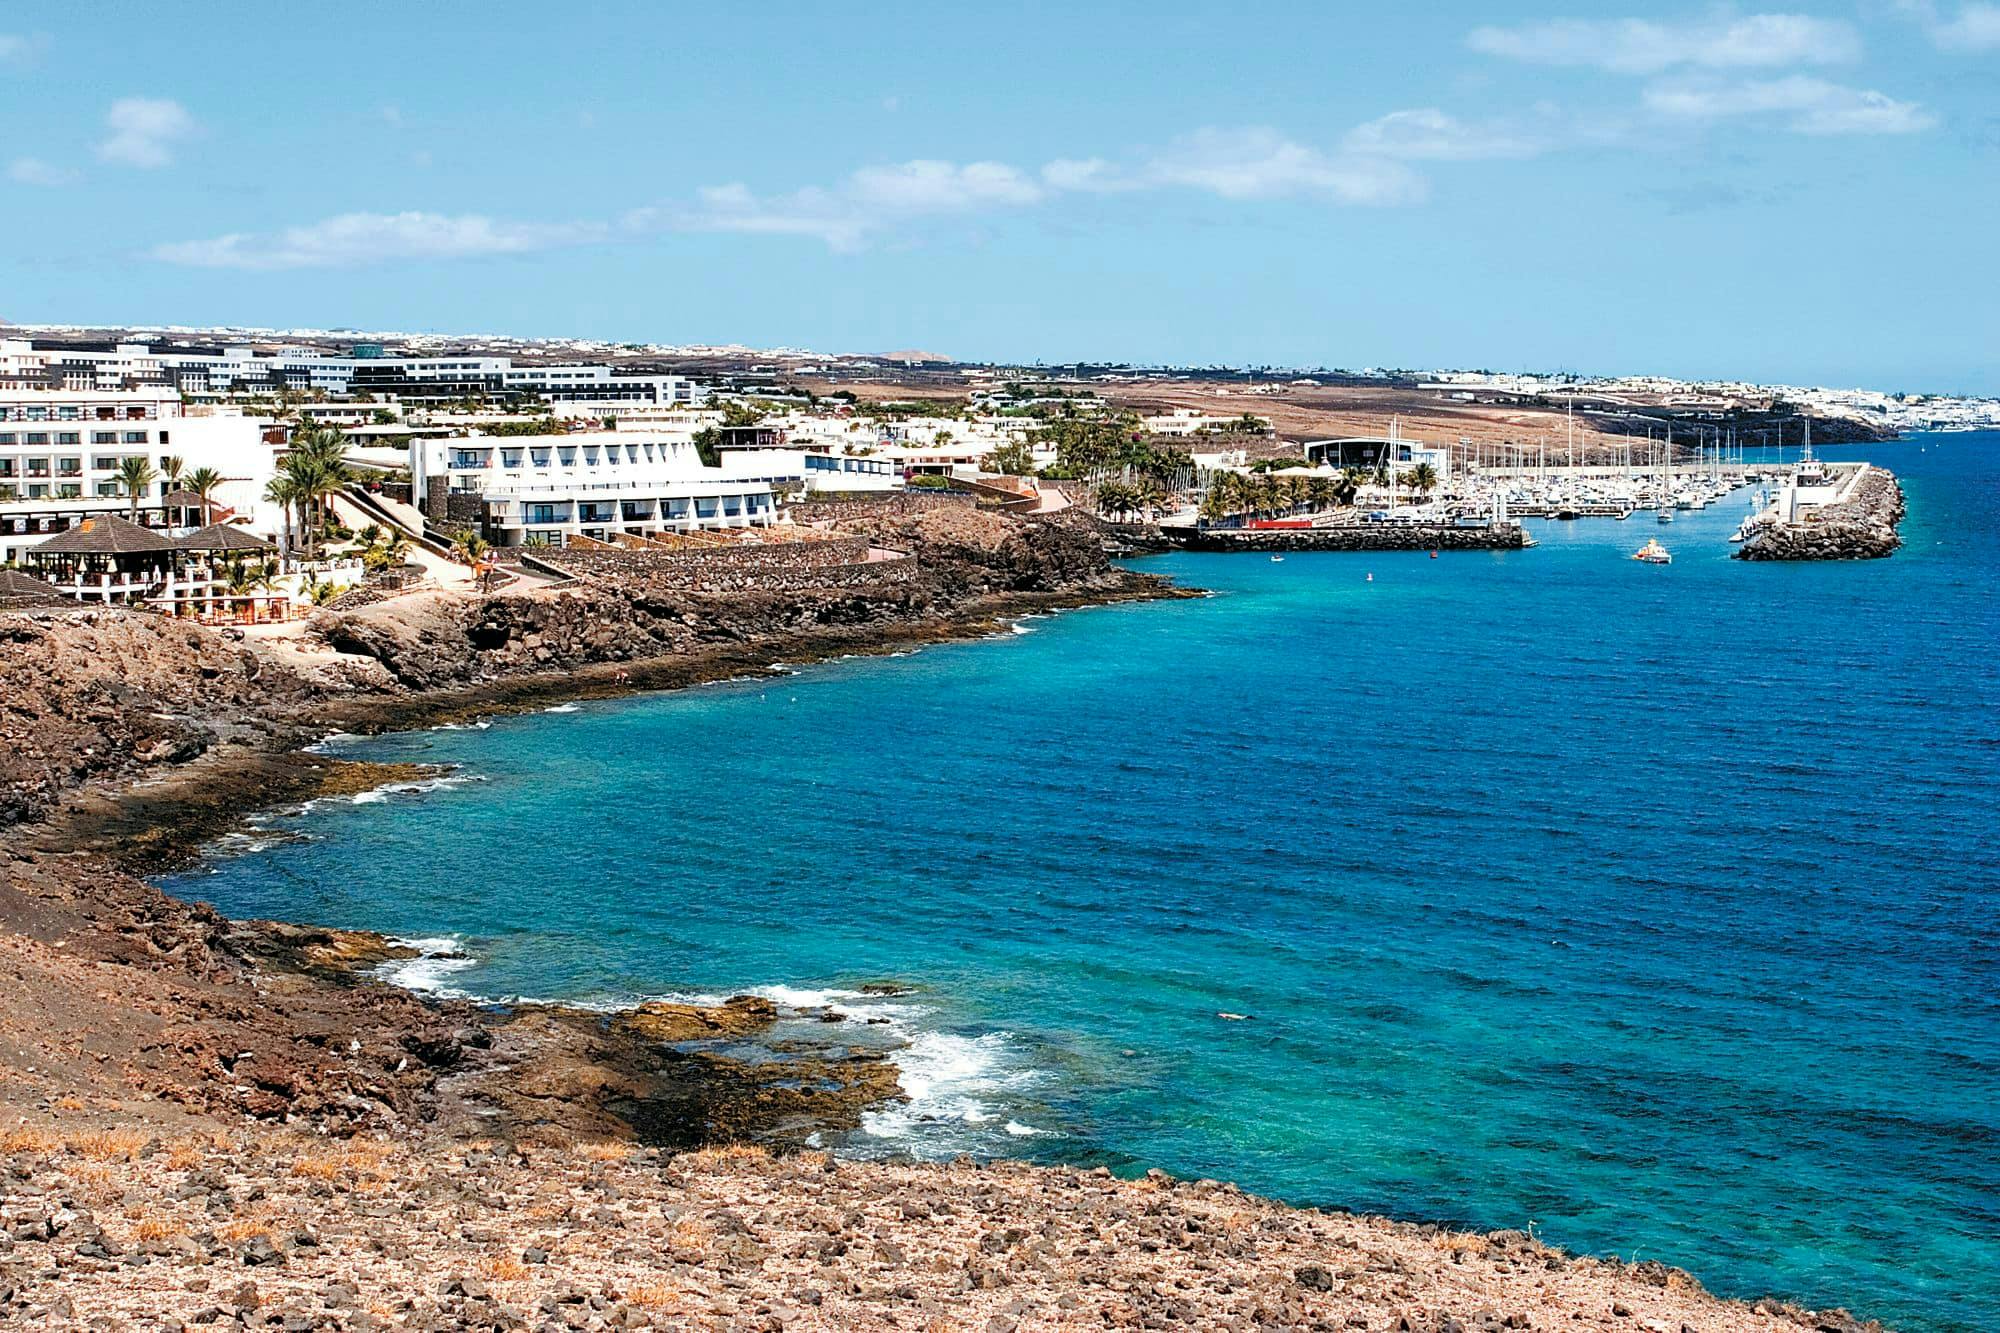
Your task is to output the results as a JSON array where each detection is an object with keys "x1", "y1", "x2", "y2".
[
  {"x1": 0, "y1": 33, "x2": 50, "y2": 64},
  {"x1": 1044, "y1": 129, "x2": 1425, "y2": 205},
  {"x1": 679, "y1": 159, "x2": 1046, "y2": 251},
  {"x1": 7, "y1": 157, "x2": 77, "y2": 187},
  {"x1": 1937, "y1": 3, "x2": 2000, "y2": 47},
  {"x1": 1469, "y1": 14, "x2": 1861, "y2": 73},
  {"x1": 1900, "y1": 2, "x2": 2000, "y2": 50},
  {"x1": 152, "y1": 130, "x2": 1434, "y2": 268},
  {"x1": 1343, "y1": 108, "x2": 1546, "y2": 160},
  {"x1": 1643, "y1": 76, "x2": 1937, "y2": 134},
  {"x1": 97, "y1": 98, "x2": 195, "y2": 168},
  {"x1": 1135, "y1": 127, "x2": 1423, "y2": 204},
  {"x1": 153, "y1": 211, "x2": 607, "y2": 270}
]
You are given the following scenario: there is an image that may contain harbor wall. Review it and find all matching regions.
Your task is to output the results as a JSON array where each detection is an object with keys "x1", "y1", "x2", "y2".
[
  {"x1": 1734, "y1": 466, "x2": 1905, "y2": 562},
  {"x1": 1163, "y1": 523, "x2": 1529, "y2": 553}
]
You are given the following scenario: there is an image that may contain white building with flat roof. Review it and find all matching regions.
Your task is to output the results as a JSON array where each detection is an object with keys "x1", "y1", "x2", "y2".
[
  {"x1": 412, "y1": 431, "x2": 776, "y2": 547},
  {"x1": 0, "y1": 337, "x2": 702, "y2": 409},
  {"x1": 0, "y1": 387, "x2": 282, "y2": 564}
]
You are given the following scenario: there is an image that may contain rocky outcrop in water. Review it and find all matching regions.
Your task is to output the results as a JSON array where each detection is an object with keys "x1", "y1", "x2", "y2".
[{"x1": 1735, "y1": 466, "x2": 1906, "y2": 561}]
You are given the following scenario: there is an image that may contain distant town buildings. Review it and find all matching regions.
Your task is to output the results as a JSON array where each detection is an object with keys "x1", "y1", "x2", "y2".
[{"x1": 0, "y1": 338, "x2": 698, "y2": 412}]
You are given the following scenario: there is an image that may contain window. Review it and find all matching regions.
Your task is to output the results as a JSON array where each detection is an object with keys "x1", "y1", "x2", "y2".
[
  {"x1": 123, "y1": 431, "x2": 148, "y2": 444},
  {"x1": 92, "y1": 431, "x2": 116, "y2": 445},
  {"x1": 93, "y1": 456, "x2": 117, "y2": 471},
  {"x1": 25, "y1": 433, "x2": 48, "y2": 446},
  {"x1": 56, "y1": 432, "x2": 79, "y2": 445},
  {"x1": 96, "y1": 482, "x2": 118, "y2": 497}
]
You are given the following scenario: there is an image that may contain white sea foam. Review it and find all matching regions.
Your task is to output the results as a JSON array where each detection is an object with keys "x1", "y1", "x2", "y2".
[
  {"x1": 343, "y1": 772, "x2": 487, "y2": 806},
  {"x1": 1004, "y1": 1120, "x2": 1047, "y2": 1137},
  {"x1": 373, "y1": 936, "x2": 478, "y2": 996},
  {"x1": 857, "y1": 1029, "x2": 1045, "y2": 1153},
  {"x1": 543, "y1": 703, "x2": 581, "y2": 714}
]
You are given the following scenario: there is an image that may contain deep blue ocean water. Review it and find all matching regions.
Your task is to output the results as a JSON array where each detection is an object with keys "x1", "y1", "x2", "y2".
[{"x1": 169, "y1": 434, "x2": 1999, "y2": 1332}]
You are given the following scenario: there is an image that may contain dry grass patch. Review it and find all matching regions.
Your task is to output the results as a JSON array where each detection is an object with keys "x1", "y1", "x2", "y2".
[
  {"x1": 0, "y1": 1125, "x2": 60, "y2": 1155},
  {"x1": 579, "y1": 1140, "x2": 636, "y2": 1162},
  {"x1": 132, "y1": 1217, "x2": 178, "y2": 1243},
  {"x1": 666, "y1": 1216, "x2": 715, "y2": 1258},
  {"x1": 678, "y1": 1143, "x2": 770, "y2": 1169},
  {"x1": 217, "y1": 1220, "x2": 270, "y2": 1244},
  {"x1": 290, "y1": 1139, "x2": 394, "y2": 1181},
  {"x1": 474, "y1": 1254, "x2": 531, "y2": 1282},
  {"x1": 68, "y1": 1128, "x2": 149, "y2": 1160},
  {"x1": 625, "y1": 1284, "x2": 689, "y2": 1312},
  {"x1": 164, "y1": 1141, "x2": 207, "y2": 1171}
]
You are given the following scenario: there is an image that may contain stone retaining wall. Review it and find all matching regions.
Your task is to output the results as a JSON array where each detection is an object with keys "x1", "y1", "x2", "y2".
[
  {"x1": 1735, "y1": 465, "x2": 1905, "y2": 561},
  {"x1": 1168, "y1": 523, "x2": 1529, "y2": 553},
  {"x1": 787, "y1": 493, "x2": 972, "y2": 525},
  {"x1": 541, "y1": 538, "x2": 916, "y2": 593}
]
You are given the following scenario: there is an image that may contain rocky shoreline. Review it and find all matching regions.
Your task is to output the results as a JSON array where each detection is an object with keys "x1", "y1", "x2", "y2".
[
  {"x1": 0, "y1": 504, "x2": 1887, "y2": 1330},
  {"x1": 1735, "y1": 466, "x2": 1906, "y2": 561}
]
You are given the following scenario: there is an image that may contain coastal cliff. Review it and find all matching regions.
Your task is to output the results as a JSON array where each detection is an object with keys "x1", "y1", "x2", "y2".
[{"x1": 0, "y1": 506, "x2": 1885, "y2": 1332}]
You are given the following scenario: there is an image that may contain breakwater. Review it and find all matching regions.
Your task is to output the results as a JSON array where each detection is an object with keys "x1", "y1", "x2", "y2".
[
  {"x1": 1162, "y1": 522, "x2": 1528, "y2": 553},
  {"x1": 1736, "y1": 465, "x2": 1906, "y2": 561}
]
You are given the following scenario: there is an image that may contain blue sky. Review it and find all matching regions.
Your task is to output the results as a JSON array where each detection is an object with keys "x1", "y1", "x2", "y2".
[{"x1": 2, "y1": 3, "x2": 1996, "y2": 392}]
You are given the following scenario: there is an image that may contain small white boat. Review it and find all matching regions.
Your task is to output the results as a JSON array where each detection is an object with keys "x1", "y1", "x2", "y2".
[
  {"x1": 1633, "y1": 539, "x2": 1672, "y2": 564},
  {"x1": 1656, "y1": 507, "x2": 1675, "y2": 523},
  {"x1": 1270, "y1": 554, "x2": 1284, "y2": 563}
]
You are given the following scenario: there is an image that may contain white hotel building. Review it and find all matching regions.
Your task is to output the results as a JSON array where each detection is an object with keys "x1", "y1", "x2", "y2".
[
  {"x1": 0, "y1": 386, "x2": 281, "y2": 565},
  {"x1": 412, "y1": 432, "x2": 776, "y2": 547},
  {"x1": 0, "y1": 338, "x2": 699, "y2": 411}
]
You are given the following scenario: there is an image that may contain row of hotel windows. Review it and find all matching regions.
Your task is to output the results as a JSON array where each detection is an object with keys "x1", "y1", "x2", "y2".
[
  {"x1": 0, "y1": 430, "x2": 160, "y2": 446},
  {"x1": 520, "y1": 494, "x2": 769, "y2": 524},
  {"x1": 451, "y1": 442, "x2": 691, "y2": 469},
  {"x1": 0, "y1": 405, "x2": 159, "y2": 422},
  {"x1": 0, "y1": 483, "x2": 136, "y2": 499},
  {"x1": 0, "y1": 455, "x2": 152, "y2": 479}
]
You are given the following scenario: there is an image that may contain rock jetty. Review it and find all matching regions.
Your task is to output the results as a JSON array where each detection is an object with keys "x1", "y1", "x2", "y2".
[
  {"x1": 1156, "y1": 524, "x2": 1528, "y2": 554},
  {"x1": 1735, "y1": 466, "x2": 1906, "y2": 561}
]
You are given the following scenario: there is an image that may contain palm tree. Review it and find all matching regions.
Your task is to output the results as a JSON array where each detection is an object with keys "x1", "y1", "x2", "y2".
[
  {"x1": 264, "y1": 473, "x2": 302, "y2": 554},
  {"x1": 183, "y1": 466, "x2": 225, "y2": 526},
  {"x1": 114, "y1": 456, "x2": 158, "y2": 523},
  {"x1": 1406, "y1": 462, "x2": 1439, "y2": 500},
  {"x1": 160, "y1": 455, "x2": 185, "y2": 491},
  {"x1": 453, "y1": 530, "x2": 494, "y2": 591},
  {"x1": 1336, "y1": 467, "x2": 1367, "y2": 507}
]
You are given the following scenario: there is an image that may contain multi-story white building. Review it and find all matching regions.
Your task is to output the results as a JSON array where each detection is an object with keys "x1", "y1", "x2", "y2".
[
  {"x1": 0, "y1": 338, "x2": 700, "y2": 409},
  {"x1": 411, "y1": 431, "x2": 776, "y2": 547},
  {"x1": 0, "y1": 387, "x2": 282, "y2": 565},
  {"x1": 714, "y1": 446, "x2": 902, "y2": 494}
]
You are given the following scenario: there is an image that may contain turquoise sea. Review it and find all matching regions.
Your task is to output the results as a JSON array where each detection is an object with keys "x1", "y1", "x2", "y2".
[{"x1": 169, "y1": 434, "x2": 2000, "y2": 1332}]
